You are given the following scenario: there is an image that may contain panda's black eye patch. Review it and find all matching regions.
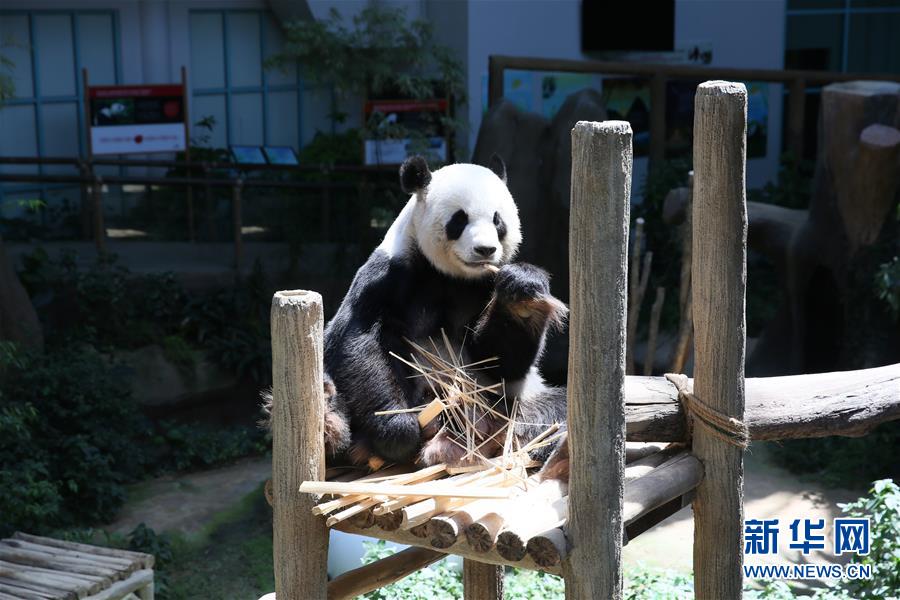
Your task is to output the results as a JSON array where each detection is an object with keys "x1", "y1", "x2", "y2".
[
  {"x1": 494, "y1": 211, "x2": 507, "y2": 240},
  {"x1": 445, "y1": 210, "x2": 468, "y2": 240}
]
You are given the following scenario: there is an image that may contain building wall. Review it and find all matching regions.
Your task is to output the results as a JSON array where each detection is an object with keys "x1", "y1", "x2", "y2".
[
  {"x1": 463, "y1": 0, "x2": 787, "y2": 190},
  {"x1": 2, "y1": 0, "x2": 789, "y2": 191}
]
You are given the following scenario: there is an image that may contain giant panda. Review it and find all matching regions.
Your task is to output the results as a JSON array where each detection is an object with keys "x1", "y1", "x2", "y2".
[{"x1": 317, "y1": 155, "x2": 568, "y2": 469}]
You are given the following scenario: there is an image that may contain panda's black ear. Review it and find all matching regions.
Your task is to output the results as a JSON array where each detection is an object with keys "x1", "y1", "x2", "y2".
[
  {"x1": 399, "y1": 155, "x2": 432, "y2": 195},
  {"x1": 488, "y1": 153, "x2": 507, "y2": 184}
]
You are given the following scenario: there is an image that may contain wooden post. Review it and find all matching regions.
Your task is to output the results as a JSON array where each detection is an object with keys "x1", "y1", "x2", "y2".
[
  {"x1": 649, "y1": 73, "x2": 667, "y2": 169},
  {"x1": 272, "y1": 291, "x2": 329, "y2": 600},
  {"x1": 691, "y1": 81, "x2": 747, "y2": 600},
  {"x1": 463, "y1": 560, "x2": 504, "y2": 600},
  {"x1": 93, "y1": 175, "x2": 106, "y2": 255},
  {"x1": 787, "y1": 78, "x2": 806, "y2": 159},
  {"x1": 232, "y1": 179, "x2": 243, "y2": 273},
  {"x1": 181, "y1": 65, "x2": 195, "y2": 243},
  {"x1": 488, "y1": 55, "x2": 505, "y2": 109},
  {"x1": 564, "y1": 121, "x2": 632, "y2": 599}
]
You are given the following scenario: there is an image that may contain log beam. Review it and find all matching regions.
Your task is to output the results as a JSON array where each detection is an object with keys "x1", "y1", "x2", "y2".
[
  {"x1": 327, "y1": 547, "x2": 444, "y2": 600},
  {"x1": 622, "y1": 364, "x2": 900, "y2": 442}
]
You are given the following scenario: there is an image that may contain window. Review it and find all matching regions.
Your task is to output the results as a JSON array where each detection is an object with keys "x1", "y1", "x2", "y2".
[
  {"x1": 0, "y1": 10, "x2": 119, "y2": 209},
  {"x1": 783, "y1": 0, "x2": 900, "y2": 158},
  {"x1": 785, "y1": 0, "x2": 900, "y2": 73},
  {"x1": 189, "y1": 10, "x2": 311, "y2": 151}
]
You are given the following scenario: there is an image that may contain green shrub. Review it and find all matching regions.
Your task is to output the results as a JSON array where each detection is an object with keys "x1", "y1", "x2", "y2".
[
  {"x1": 0, "y1": 342, "x2": 267, "y2": 537},
  {"x1": 0, "y1": 345, "x2": 141, "y2": 533},
  {"x1": 837, "y1": 479, "x2": 900, "y2": 600}
]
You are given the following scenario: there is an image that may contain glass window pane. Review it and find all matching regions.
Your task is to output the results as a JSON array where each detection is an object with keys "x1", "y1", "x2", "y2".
[
  {"x1": 78, "y1": 14, "x2": 116, "y2": 85},
  {"x1": 301, "y1": 88, "x2": 332, "y2": 148},
  {"x1": 848, "y1": 13, "x2": 900, "y2": 73},
  {"x1": 35, "y1": 14, "x2": 76, "y2": 96},
  {"x1": 267, "y1": 91, "x2": 298, "y2": 147},
  {"x1": 227, "y1": 13, "x2": 261, "y2": 87},
  {"x1": 190, "y1": 13, "x2": 225, "y2": 89},
  {"x1": 41, "y1": 103, "x2": 80, "y2": 164},
  {"x1": 192, "y1": 94, "x2": 227, "y2": 148},
  {"x1": 0, "y1": 104, "x2": 37, "y2": 160},
  {"x1": 263, "y1": 15, "x2": 296, "y2": 86},
  {"x1": 230, "y1": 92, "x2": 263, "y2": 146},
  {"x1": 0, "y1": 15, "x2": 34, "y2": 98},
  {"x1": 785, "y1": 14, "x2": 844, "y2": 71}
]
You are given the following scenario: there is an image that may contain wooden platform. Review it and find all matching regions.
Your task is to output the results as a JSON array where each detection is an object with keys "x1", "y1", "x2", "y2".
[
  {"x1": 312, "y1": 443, "x2": 703, "y2": 576},
  {"x1": 0, "y1": 533, "x2": 154, "y2": 600}
]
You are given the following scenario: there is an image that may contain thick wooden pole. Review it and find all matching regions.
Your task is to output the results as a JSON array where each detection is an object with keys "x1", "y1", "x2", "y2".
[
  {"x1": 272, "y1": 290, "x2": 328, "y2": 600},
  {"x1": 691, "y1": 81, "x2": 748, "y2": 600},
  {"x1": 463, "y1": 559, "x2": 504, "y2": 599},
  {"x1": 564, "y1": 121, "x2": 632, "y2": 599}
]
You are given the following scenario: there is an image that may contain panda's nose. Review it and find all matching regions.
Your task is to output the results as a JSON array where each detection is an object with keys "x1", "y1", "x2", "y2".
[{"x1": 474, "y1": 245, "x2": 497, "y2": 258}]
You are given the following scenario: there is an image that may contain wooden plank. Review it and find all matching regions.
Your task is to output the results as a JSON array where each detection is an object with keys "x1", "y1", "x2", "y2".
[
  {"x1": 787, "y1": 78, "x2": 807, "y2": 159},
  {"x1": 691, "y1": 80, "x2": 748, "y2": 600},
  {"x1": 487, "y1": 54, "x2": 900, "y2": 87},
  {"x1": 11, "y1": 534, "x2": 151, "y2": 569},
  {"x1": 82, "y1": 570, "x2": 154, "y2": 600},
  {"x1": 463, "y1": 560, "x2": 504, "y2": 600},
  {"x1": 327, "y1": 547, "x2": 444, "y2": 600},
  {"x1": 564, "y1": 120, "x2": 632, "y2": 599},
  {"x1": 271, "y1": 290, "x2": 329, "y2": 600}
]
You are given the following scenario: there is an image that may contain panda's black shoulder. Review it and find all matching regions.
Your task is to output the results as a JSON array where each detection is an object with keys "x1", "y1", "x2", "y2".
[{"x1": 333, "y1": 249, "x2": 416, "y2": 325}]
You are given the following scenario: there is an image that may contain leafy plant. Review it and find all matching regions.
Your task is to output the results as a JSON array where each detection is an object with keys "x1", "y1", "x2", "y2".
[
  {"x1": 875, "y1": 256, "x2": 900, "y2": 321},
  {"x1": 837, "y1": 479, "x2": 900, "y2": 599},
  {"x1": 270, "y1": 4, "x2": 465, "y2": 153},
  {"x1": 361, "y1": 540, "x2": 463, "y2": 600}
]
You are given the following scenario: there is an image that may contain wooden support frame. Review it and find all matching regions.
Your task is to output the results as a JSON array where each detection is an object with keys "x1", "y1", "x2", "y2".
[
  {"x1": 691, "y1": 81, "x2": 748, "y2": 599},
  {"x1": 564, "y1": 121, "x2": 633, "y2": 599},
  {"x1": 272, "y1": 291, "x2": 329, "y2": 600}
]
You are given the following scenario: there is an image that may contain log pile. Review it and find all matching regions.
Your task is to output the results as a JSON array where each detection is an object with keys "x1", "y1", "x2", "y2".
[
  {"x1": 302, "y1": 442, "x2": 702, "y2": 577},
  {"x1": 0, "y1": 532, "x2": 154, "y2": 600}
]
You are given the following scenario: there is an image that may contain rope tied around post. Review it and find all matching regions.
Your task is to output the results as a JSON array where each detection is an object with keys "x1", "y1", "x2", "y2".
[{"x1": 665, "y1": 373, "x2": 750, "y2": 448}]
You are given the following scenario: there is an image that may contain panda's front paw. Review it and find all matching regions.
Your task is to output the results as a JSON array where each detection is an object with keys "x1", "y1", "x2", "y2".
[
  {"x1": 495, "y1": 263, "x2": 551, "y2": 304},
  {"x1": 494, "y1": 264, "x2": 568, "y2": 328}
]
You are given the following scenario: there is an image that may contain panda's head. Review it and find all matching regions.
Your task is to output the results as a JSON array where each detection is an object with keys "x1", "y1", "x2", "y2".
[{"x1": 400, "y1": 155, "x2": 522, "y2": 280}]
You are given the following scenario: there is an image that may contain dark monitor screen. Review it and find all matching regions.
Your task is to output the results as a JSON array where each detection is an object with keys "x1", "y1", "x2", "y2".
[{"x1": 582, "y1": 0, "x2": 675, "y2": 53}]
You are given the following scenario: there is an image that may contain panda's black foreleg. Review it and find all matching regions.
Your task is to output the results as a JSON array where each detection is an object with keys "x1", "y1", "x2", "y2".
[
  {"x1": 468, "y1": 263, "x2": 568, "y2": 382},
  {"x1": 327, "y1": 329, "x2": 423, "y2": 465}
]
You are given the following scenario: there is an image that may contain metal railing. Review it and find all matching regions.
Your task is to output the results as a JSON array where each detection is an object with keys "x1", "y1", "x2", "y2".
[
  {"x1": 0, "y1": 156, "x2": 395, "y2": 271},
  {"x1": 487, "y1": 55, "x2": 900, "y2": 165}
]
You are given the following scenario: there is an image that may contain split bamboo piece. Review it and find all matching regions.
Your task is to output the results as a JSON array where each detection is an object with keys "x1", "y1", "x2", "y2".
[{"x1": 301, "y1": 481, "x2": 512, "y2": 500}]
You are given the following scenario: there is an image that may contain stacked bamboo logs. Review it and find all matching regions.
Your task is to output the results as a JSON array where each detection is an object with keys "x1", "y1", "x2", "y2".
[
  {"x1": 306, "y1": 442, "x2": 702, "y2": 587},
  {"x1": 0, "y1": 532, "x2": 154, "y2": 600}
]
